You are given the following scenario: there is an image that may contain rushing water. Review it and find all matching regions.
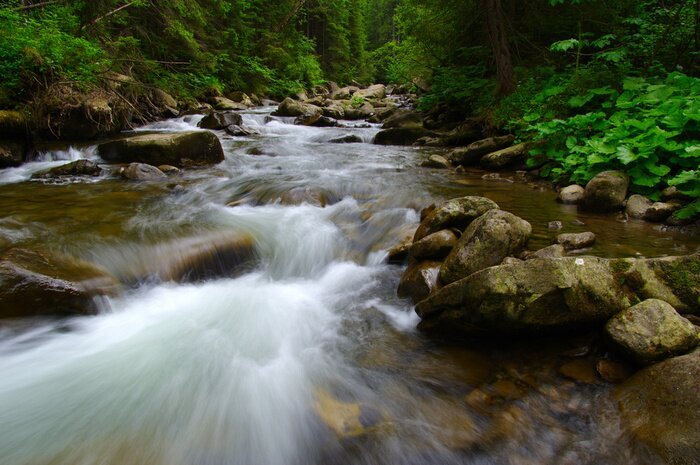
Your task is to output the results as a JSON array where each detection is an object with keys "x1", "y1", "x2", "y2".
[{"x1": 0, "y1": 107, "x2": 696, "y2": 465}]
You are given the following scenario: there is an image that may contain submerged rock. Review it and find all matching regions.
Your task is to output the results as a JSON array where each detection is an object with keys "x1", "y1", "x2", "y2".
[
  {"x1": 0, "y1": 248, "x2": 118, "y2": 318},
  {"x1": 120, "y1": 163, "x2": 167, "y2": 180},
  {"x1": 34, "y1": 159, "x2": 102, "y2": 178},
  {"x1": 414, "y1": 196, "x2": 499, "y2": 241},
  {"x1": 415, "y1": 254, "x2": 700, "y2": 336},
  {"x1": 313, "y1": 388, "x2": 387, "y2": 439},
  {"x1": 329, "y1": 135, "x2": 362, "y2": 144},
  {"x1": 615, "y1": 349, "x2": 700, "y2": 464},
  {"x1": 582, "y1": 171, "x2": 629, "y2": 212},
  {"x1": 439, "y1": 209, "x2": 532, "y2": 285},
  {"x1": 98, "y1": 131, "x2": 224, "y2": 167},
  {"x1": 605, "y1": 299, "x2": 698, "y2": 364}
]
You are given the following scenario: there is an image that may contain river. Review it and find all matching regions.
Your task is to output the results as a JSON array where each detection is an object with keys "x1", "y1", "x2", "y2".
[{"x1": 0, "y1": 107, "x2": 697, "y2": 465}]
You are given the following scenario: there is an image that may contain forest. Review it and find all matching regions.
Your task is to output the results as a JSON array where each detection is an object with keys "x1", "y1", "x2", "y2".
[{"x1": 1, "y1": 0, "x2": 698, "y2": 217}]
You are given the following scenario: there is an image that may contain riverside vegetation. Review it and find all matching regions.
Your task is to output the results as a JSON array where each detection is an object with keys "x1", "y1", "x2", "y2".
[{"x1": 0, "y1": 1, "x2": 699, "y2": 465}]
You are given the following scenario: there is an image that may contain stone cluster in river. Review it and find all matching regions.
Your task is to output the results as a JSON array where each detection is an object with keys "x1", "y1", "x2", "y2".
[{"x1": 393, "y1": 196, "x2": 699, "y2": 355}]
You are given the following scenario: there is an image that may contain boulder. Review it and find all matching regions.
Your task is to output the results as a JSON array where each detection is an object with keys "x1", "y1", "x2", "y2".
[
  {"x1": 0, "y1": 140, "x2": 26, "y2": 168},
  {"x1": 373, "y1": 127, "x2": 434, "y2": 146},
  {"x1": 120, "y1": 163, "x2": 166, "y2": 181},
  {"x1": 37, "y1": 91, "x2": 128, "y2": 140},
  {"x1": 0, "y1": 110, "x2": 27, "y2": 137},
  {"x1": 439, "y1": 209, "x2": 532, "y2": 285},
  {"x1": 329, "y1": 135, "x2": 362, "y2": 144},
  {"x1": 275, "y1": 97, "x2": 322, "y2": 118},
  {"x1": 332, "y1": 86, "x2": 359, "y2": 100},
  {"x1": 440, "y1": 121, "x2": 483, "y2": 147},
  {"x1": 226, "y1": 91, "x2": 254, "y2": 106},
  {"x1": 524, "y1": 244, "x2": 566, "y2": 259},
  {"x1": 661, "y1": 186, "x2": 692, "y2": 202},
  {"x1": 212, "y1": 97, "x2": 248, "y2": 111},
  {"x1": 582, "y1": 171, "x2": 629, "y2": 212},
  {"x1": 397, "y1": 260, "x2": 442, "y2": 304},
  {"x1": 643, "y1": 202, "x2": 678, "y2": 222},
  {"x1": 556, "y1": 232, "x2": 596, "y2": 250},
  {"x1": 322, "y1": 104, "x2": 345, "y2": 120},
  {"x1": 198, "y1": 111, "x2": 243, "y2": 130},
  {"x1": 605, "y1": 299, "x2": 698, "y2": 364},
  {"x1": 278, "y1": 187, "x2": 332, "y2": 207},
  {"x1": 625, "y1": 194, "x2": 652, "y2": 219},
  {"x1": 382, "y1": 110, "x2": 423, "y2": 129},
  {"x1": 415, "y1": 254, "x2": 700, "y2": 336},
  {"x1": 297, "y1": 115, "x2": 337, "y2": 127},
  {"x1": 0, "y1": 248, "x2": 119, "y2": 318},
  {"x1": 367, "y1": 106, "x2": 398, "y2": 123},
  {"x1": 409, "y1": 230, "x2": 458, "y2": 260},
  {"x1": 355, "y1": 84, "x2": 386, "y2": 100},
  {"x1": 98, "y1": 131, "x2": 224, "y2": 167},
  {"x1": 151, "y1": 88, "x2": 179, "y2": 116},
  {"x1": 414, "y1": 196, "x2": 499, "y2": 241},
  {"x1": 224, "y1": 125, "x2": 259, "y2": 137},
  {"x1": 420, "y1": 154, "x2": 451, "y2": 169},
  {"x1": 615, "y1": 349, "x2": 700, "y2": 464},
  {"x1": 344, "y1": 103, "x2": 375, "y2": 120},
  {"x1": 557, "y1": 185, "x2": 585, "y2": 205},
  {"x1": 480, "y1": 143, "x2": 528, "y2": 169},
  {"x1": 33, "y1": 159, "x2": 102, "y2": 178},
  {"x1": 447, "y1": 135, "x2": 515, "y2": 166}
]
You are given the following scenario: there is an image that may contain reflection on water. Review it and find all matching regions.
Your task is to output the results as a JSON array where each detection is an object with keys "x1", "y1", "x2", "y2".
[{"x1": 0, "y1": 108, "x2": 689, "y2": 465}]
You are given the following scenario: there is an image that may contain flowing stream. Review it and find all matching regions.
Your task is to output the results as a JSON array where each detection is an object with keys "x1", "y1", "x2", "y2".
[{"x1": 0, "y1": 108, "x2": 698, "y2": 465}]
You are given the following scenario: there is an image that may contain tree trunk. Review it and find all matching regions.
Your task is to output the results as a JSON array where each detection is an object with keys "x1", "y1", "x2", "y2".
[
  {"x1": 274, "y1": 0, "x2": 307, "y2": 33},
  {"x1": 481, "y1": 0, "x2": 515, "y2": 96}
]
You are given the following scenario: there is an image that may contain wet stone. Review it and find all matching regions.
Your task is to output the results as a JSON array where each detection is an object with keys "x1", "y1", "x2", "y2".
[{"x1": 558, "y1": 359, "x2": 599, "y2": 384}]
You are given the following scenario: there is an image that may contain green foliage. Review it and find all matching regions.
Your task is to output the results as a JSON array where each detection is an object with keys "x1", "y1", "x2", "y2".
[
  {"x1": 0, "y1": 7, "x2": 107, "y2": 101},
  {"x1": 522, "y1": 72, "x2": 699, "y2": 204}
]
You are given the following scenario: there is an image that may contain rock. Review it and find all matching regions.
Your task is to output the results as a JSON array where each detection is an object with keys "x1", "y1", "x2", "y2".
[
  {"x1": 33, "y1": 159, "x2": 102, "y2": 178},
  {"x1": 381, "y1": 110, "x2": 423, "y2": 129},
  {"x1": 158, "y1": 165, "x2": 180, "y2": 175},
  {"x1": 120, "y1": 163, "x2": 167, "y2": 181},
  {"x1": 294, "y1": 113, "x2": 322, "y2": 126},
  {"x1": 278, "y1": 187, "x2": 332, "y2": 207},
  {"x1": 440, "y1": 121, "x2": 483, "y2": 147},
  {"x1": 414, "y1": 196, "x2": 499, "y2": 241},
  {"x1": 415, "y1": 254, "x2": 700, "y2": 335},
  {"x1": 409, "y1": 230, "x2": 458, "y2": 260},
  {"x1": 397, "y1": 260, "x2": 442, "y2": 304},
  {"x1": 547, "y1": 221, "x2": 563, "y2": 230},
  {"x1": 447, "y1": 135, "x2": 515, "y2": 166},
  {"x1": 556, "y1": 232, "x2": 596, "y2": 250},
  {"x1": 308, "y1": 116, "x2": 338, "y2": 127},
  {"x1": 355, "y1": 84, "x2": 386, "y2": 100},
  {"x1": 224, "y1": 125, "x2": 259, "y2": 137},
  {"x1": 0, "y1": 110, "x2": 27, "y2": 137},
  {"x1": 596, "y1": 359, "x2": 633, "y2": 383},
  {"x1": 343, "y1": 103, "x2": 375, "y2": 120},
  {"x1": 559, "y1": 359, "x2": 599, "y2": 384},
  {"x1": 313, "y1": 388, "x2": 386, "y2": 439},
  {"x1": 367, "y1": 106, "x2": 398, "y2": 123},
  {"x1": 480, "y1": 143, "x2": 528, "y2": 169},
  {"x1": 0, "y1": 140, "x2": 26, "y2": 168},
  {"x1": 373, "y1": 127, "x2": 433, "y2": 146},
  {"x1": 615, "y1": 349, "x2": 700, "y2": 464},
  {"x1": 420, "y1": 154, "x2": 451, "y2": 169},
  {"x1": 329, "y1": 135, "x2": 362, "y2": 144},
  {"x1": 661, "y1": 186, "x2": 692, "y2": 202},
  {"x1": 198, "y1": 111, "x2": 243, "y2": 130},
  {"x1": 0, "y1": 248, "x2": 119, "y2": 318},
  {"x1": 643, "y1": 202, "x2": 678, "y2": 222},
  {"x1": 605, "y1": 299, "x2": 698, "y2": 364},
  {"x1": 557, "y1": 185, "x2": 585, "y2": 205},
  {"x1": 386, "y1": 238, "x2": 413, "y2": 264},
  {"x1": 332, "y1": 86, "x2": 359, "y2": 100},
  {"x1": 524, "y1": 244, "x2": 566, "y2": 259},
  {"x1": 274, "y1": 97, "x2": 322, "y2": 118},
  {"x1": 226, "y1": 91, "x2": 253, "y2": 106},
  {"x1": 98, "y1": 131, "x2": 224, "y2": 167},
  {"x1": 501, "y1": 257, "x2": 523, "y2": 266},
  {"x1": 439, "y1": 210, "x2": 531, "y2": 285},
  {"x1": 625, "y1": 194, "x2": 653, "y2": 219},
  {"x1": 582, "y1": 171, "x2": 630, "y2": 212},
  {"x1": 211, "y1": 97, "x2": 247, "y2": 111},
  {"x1": 151, "y1": 88, "x2": 179, "y2": 116},
  {"x1": 322, "y1": 104, "x2": 345, "y2": 120}
]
